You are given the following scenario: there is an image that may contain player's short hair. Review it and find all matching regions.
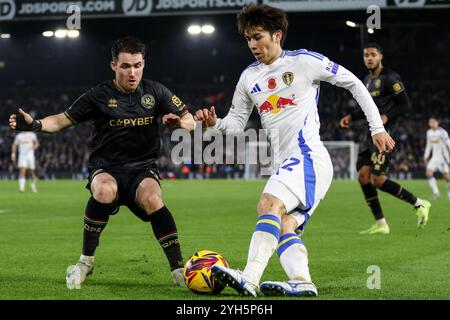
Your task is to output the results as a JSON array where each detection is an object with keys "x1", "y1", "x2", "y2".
[
  {"x1": 364, "y1": 42, "x2": 383, "y2": 54},
  {"x1": 111, "y1": 36, "x2": 146, "y2": 62},
  {"x1": 237, "y1": 4, "x2": 289, "y2": 46},
  {"x1": 429, "y1": 116, "x2": 439, "y2": 122}
]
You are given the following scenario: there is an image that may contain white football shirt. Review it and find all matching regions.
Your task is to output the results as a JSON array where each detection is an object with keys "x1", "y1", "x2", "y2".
[
  {"x1": 425, "y1": 127, "x2": 450, "y2": 163},
  {"x1": 13, "y1": 132, "x2": 38, "y2": 158},
  {"x1": 214, "y1": 49, "x2": 385, "y2": 163}
]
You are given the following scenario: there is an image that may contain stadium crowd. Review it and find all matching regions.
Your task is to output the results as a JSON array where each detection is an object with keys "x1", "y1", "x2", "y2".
[{"x1": 1, "y1": 81, "x2": 448, "y2": 180}]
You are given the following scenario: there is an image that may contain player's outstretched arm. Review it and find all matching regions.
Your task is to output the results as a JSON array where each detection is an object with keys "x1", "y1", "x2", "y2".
[
  {"x1": 9, "y1": 108, "x2": 73, "y2": 133},
  {"x1": 162, "y1": 112, "x2": 197, "y2": 131}
]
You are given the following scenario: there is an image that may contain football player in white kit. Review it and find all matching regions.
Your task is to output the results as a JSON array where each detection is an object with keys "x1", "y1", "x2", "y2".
[
  {"x1": 11, "y1": 132, "x2": 39, "y2": 193},
  {"x1": 424, "y1": 117, "x2": 450, "y2": 200},
  {"x1": 195, "y1": 4, "x2": 395, "y2": 297}
]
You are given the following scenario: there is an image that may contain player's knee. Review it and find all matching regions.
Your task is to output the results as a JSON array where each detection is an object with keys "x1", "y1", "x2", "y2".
[
  {"x1": 371, "y1": 175, "x2": 386, "y2": 188},
  {"x1": 257, "y1": 194, "x2": 284, "y2": 218},
  {"x1": 138, "y1": 193, "x2": 164, "y2": 215},
  {"x1": 92, "y1": 182, "x2": 118, "y2": 204},
  {"x1": 425, "y1": 171, "x2": 433, "y2": 178},
  {"x1": 280, "y1": 215, "x2": 298, "y2": 234},
  {"x1": 358, "y1": 170, "x2": 371, "y2": 185}
]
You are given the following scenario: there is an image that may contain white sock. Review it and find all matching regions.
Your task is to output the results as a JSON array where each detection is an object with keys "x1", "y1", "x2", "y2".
[
  {"x1": 414, "y1": 198, "x2": 423, "y2": 207},
  {"x1": 80, "y1": 254, "x2": 94, "y2": 264},
  {"x1": 30, "y1": 178, "x2": 36, "y2": 190},
  {"x1": 278, "y1": 234, "x2": 311, "y2": 282},
  {"x1": 243, "y1": 231, "x2": 279, "y2": 285},
  {"x1": 376, "y1": 218, "x2": 387, "y2": 225},
  {"x1": 427, "y1": 177, "x2": 439, "y2": 195},
  {"x1": 18, "y1": 177, "x2": 25, "y2": 191}
]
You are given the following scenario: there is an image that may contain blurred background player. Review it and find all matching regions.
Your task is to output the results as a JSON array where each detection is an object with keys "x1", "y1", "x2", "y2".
[
  {"x1": 196, "y1": 4, "x2": 394, "y2": 297},
  {"x1": 340, "y1": 42, "x2": 431, "y2": 234},
  {"x1": 9, "y1": 36, "x2": 196, "y2": 289},
  {"x1": 424, "y1": 116, "x2": 450, "y2": 200},
  {"x1": 11, "y1": 131, "x2": 39, "y2": 193}
]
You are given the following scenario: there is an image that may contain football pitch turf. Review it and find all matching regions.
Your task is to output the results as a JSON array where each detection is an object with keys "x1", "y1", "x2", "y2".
[{"x1": 0, "y1": 179, "x2": 449, "y2": 300}]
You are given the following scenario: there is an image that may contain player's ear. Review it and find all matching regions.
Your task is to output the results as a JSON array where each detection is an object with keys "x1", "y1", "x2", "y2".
[
  {"x1": 274, "y1": 30, "x2": 282, "y2": 41},
  {"x1": 110, "y1": 61, "x2": 117, "y2": 72}
]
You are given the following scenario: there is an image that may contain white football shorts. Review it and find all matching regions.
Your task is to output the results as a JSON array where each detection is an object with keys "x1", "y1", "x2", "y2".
[
  {"x1": 426, "y1": 158, "x2": 449, "y2": 174},
  {"x1": 18, "y1": 153, "x2": 36, "y2": 170},
  {"x1": 263, "y1": 148, "x2": 333, "y2": 231}
]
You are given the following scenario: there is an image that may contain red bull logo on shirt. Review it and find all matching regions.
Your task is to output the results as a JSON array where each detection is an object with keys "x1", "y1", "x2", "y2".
[{"x1": 258, "y1": 95, "x2": 297, "y2": 114}]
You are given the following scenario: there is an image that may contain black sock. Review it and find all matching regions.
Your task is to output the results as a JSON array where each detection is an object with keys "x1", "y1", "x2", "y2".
[
  {"x1": 148, "y1": 206, "x2": 183, "y2": 271},
  {"x1": 379, "y1": 179, "x2": 418, "y2": 206},
  {"x1": 82, "y1": 197, "x2": 116, "y2": 256},
  {"x1": 361, "y1": 183, "x2": 384, "y2": 220}
]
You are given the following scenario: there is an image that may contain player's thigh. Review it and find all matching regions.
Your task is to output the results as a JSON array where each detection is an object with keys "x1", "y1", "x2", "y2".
[
  {"x1": 27, "y1": 155, "x2": 36, "y2": 170},
  {"x1": 91, "y1": 172, "x2": 119, "y2": 202},
  {"x1": 135, "y1": 177, "x2": 163, "y2": 213},
  {"x1": 358, "y1": 165, "x2": 371, "y2": 184},
  {"x1": 17, "y1": 156, "x2": 27, "y2": 171},
  {"x1": 426, "y1": 160, "x2": 437, "y2": 174},
  {"x1": 264, "y1": 150, "x2": 333, "y2": 217},
  {"x1": 369, "y1": 149, "x2": 391, "y2": 177}
]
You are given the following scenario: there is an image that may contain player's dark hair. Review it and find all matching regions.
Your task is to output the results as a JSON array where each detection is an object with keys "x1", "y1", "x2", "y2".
[
  {"x1": 364, "y1": 42, "x2": 383, "y2": 54},
  {"x1": 237, "y1": 4, "x2": 289, "y2": 46},
  {"x1": 429, "y1": 115, "x2": 439, "y2": 121},
  {"x1": 111, "y1": 36, "x2": 146, "y2": 62}
]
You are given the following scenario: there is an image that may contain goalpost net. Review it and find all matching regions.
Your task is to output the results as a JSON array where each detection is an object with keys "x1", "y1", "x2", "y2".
[{"x1": 244, "y1": 140, "x2": 358, "y2": 180}]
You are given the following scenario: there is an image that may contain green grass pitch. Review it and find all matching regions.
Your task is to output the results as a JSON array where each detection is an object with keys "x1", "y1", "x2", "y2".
[{"x1": 0, "y1": 179, "x2": 449, "y2": 300}]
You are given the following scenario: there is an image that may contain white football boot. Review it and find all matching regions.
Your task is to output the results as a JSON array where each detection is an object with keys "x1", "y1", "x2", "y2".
[
  {"x1": 171, "y1": 267, "x2": 186, "y2": 287},
  {"x1": 260, "y1": 280, "x2": 318, "y2": 297},
  {"x1": 66, "y1": 256, "x2": 94, "y2": 289},
  {"x1": 211, "y1": 265, "x2": 259, "y2": 297}
]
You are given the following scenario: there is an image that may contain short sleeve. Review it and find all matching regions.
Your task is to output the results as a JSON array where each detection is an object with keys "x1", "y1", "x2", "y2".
[
  {"x1": 386, "y1": 72, "x2": 405, "y2": 95},
  {"x1": 64, "y1": 89, "x2": 97, "y2": 124},
  {"x1": 154, "y1": 82, "x2": 189, "y2": 117}
]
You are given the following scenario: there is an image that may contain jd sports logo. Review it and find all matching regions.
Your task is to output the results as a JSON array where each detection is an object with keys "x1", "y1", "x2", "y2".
[
  {"x1": 122, "y1": 0, "x2": 152, "y2": 16},
  {"x1": 0, "y1": 0, "x2": 15, "y2": 21}
]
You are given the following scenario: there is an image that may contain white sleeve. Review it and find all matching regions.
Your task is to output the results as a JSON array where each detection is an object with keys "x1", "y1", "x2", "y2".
[
  {"x1": 31, "y1": 132, "x2": 38, "y2": 142},
  {"x1": 424, "y1": 131, "x2": 431, "y2": 159},
  {"x1": 442, "y1": 129, "x2": 450, "y2": 151},
  {"x1": 213, "y1": 74, "x2": 254, "y2": 134},
  {"x1": 306, "y1": 54, "x2": 385, "y2": 136}
]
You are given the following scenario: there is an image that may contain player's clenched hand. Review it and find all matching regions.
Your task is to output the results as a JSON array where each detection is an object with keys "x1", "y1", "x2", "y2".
[
  {"x1": 162, "y1": 113, "x2": 181, "y2": 129},
  {"x1": 194, "y1": 106, "x2": 217, "y2": 128},
  {"x1": 9, "y1": 108, "x2": 33, "y2": 130},
  {"x1": 372, "y1": 131, "x2": 395, "y2": 154},
  {"x1": 339, "y1": 114, "x2": 352, "y2": 129}
]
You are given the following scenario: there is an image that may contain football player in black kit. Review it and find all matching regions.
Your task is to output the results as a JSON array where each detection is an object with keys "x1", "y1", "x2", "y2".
[
  {"x1": 339, "y1": 43, "x2": 430, "y2": 235},
  {"x1": 9, "y1": 36, "x2": 197, "y2": 289}
]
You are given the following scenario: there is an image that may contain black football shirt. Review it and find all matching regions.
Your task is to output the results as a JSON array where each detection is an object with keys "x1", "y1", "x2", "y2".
[
  {"x1": 360, "y1": 67, "x2": 407, "y2": 130},
  {"x1": 64, "y1": 79, "x2": 188, "y2": 170}
]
